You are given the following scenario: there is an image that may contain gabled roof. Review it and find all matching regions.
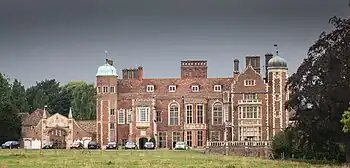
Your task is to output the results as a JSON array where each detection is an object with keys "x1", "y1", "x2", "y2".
[{"x1": 22, "y1": 108, "x2": 51, "y2": 126}]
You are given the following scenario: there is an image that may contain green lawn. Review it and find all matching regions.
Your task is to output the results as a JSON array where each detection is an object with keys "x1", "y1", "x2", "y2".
[{"x1": 0, "y1": 149, "x2": 341, "y2": 168}]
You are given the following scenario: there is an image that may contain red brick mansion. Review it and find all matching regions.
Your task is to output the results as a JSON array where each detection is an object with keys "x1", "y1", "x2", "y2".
[{"x1": 96, "y1": 53, "x2": 289, "y2": 148}]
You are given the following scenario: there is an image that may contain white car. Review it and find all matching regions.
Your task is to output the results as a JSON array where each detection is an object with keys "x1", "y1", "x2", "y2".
[
  {"x1": 125, "y1": 141, "x2": 137, "y2": 149},
  {"x1": 174, "y1": 141, "x2": 188, "y2": 150}
]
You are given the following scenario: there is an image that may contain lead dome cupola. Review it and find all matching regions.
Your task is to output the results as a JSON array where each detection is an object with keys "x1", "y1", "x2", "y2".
[
  {"x1": 267, "y1": 55, "x2": 287, "y2": 68},
  {"x1": 96, "y1": 59, "x2": 118, "y2": 77}
]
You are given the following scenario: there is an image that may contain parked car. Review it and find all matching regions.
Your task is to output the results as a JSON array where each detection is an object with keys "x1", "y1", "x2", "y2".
[
  {"x1": 42, "y1": 141, "x2": 56, "y2": 149},
  {"x1": 144, "y1": 142, "x2": 155, "y2": 150},
  {"x1": 124, "y1": 141, "x2": 137, "y2": 150},
  {"x1": 174, "y1": 141, "x2": 188, "y2": 150},
  {"x1": 70, "y1": 141, "x2": 83, "y2": 149},
  {"x1": 87, "y1": 141, "x2": 100, "y2": 149},
  {"x1": 2, "y1": 141, "x2": 20, "y2": 149},
  {"x1": 106, "y1": 142, "x2": 117, "y2": 150}
]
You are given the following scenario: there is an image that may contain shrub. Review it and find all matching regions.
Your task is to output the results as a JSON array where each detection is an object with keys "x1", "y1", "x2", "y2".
[{"x1": 149, "y1": 136, "x2": 156, "y2": 145}]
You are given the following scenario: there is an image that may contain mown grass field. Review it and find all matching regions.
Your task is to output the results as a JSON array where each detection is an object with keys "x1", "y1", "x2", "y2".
[{"x1": 0, "y1": 149, "x2": 342, "y2": 168}]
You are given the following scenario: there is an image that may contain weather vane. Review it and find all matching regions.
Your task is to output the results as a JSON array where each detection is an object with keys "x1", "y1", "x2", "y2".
[
  {"x1": 104, "y1": 50, "x2": 108, "y2": 58},
  {"x1": 274, "y1": 44, "x2": 279, "y2": 56}
]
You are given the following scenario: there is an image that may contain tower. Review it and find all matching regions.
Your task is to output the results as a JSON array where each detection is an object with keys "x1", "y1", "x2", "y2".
[
  {"x1": 267, "y1": 45, "x2": 288, "y2": 140},
  {"x1": 180, "y1": 60, "x2": 208, "y2": 78},
  {"x1": 96, "y1": 51, "x2": 118, "y2": 146}
]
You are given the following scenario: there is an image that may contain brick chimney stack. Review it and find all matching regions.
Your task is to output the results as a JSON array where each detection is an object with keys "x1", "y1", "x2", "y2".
[
  {"x1": 233, "y1": 59, "x2": 239, "y2": 75},
  {"x1": 137, "y1": 66, "x2": 143, "y2": 80}
]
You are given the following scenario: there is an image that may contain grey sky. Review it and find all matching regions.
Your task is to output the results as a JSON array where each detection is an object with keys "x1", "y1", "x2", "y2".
[{"x1": 0, "y1": 0, "x2": 348, "y2": 87}]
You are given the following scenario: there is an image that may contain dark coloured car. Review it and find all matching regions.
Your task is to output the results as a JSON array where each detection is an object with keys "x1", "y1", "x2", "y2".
[
  {"x1": 144, "y1": 142, "x2": 155, "y2": 150},
  {"x1": 2, "y1": 141, "x2": 20, "y2": 149},
  {"x1": 70, "y1": 141, "x2": 84, "y2": 149},
  {"x1": 87, "y1": 141, "x2": 100, "y2": 149},
  {"x1": 106, "y1": 142, "x2": 117, "y2": 150}
]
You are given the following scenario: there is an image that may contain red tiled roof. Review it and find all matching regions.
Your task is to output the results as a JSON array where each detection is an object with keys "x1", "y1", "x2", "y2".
[
  {"x1": 22, "y1": 108, "x2": 51, "y2": 126},
  {"x1": 75, "y1": 120, "x2": 96, "y2": 132}
]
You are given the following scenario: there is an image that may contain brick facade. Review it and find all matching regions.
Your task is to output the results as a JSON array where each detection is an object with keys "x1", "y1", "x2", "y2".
[
  {"x1": 96, "y1": 55, "x2": 288, "y2": 148},
  {"x1": 20, "y1": 109, "x2": 96, "y2": 149}
]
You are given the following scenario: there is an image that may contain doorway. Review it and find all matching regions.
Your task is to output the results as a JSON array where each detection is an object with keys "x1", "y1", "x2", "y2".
[
  {"x1": 48, "y1": 128, "x2": 67, "y2": 149},
  {"x1": 138, "y1": 137, "x2": 148, "y2": 150}
]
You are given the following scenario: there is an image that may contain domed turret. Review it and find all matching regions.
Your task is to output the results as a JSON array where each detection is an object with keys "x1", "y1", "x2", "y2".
[
  {"x1": 267, "y1": 55, "x2": 287, "y2": 68},
  {"x1": 96, "y1": 59, "x2": 118, "y2": 77}
]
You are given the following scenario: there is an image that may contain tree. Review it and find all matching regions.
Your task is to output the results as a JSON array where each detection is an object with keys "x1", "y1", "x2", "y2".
[
  {"x1": 69, "y1": 81, "x2": 97, "y2": 120},
  {"x1": 0, "y1": 73, "x2": 21, "y2": 143},
  {"x1": 341, "y1": 107, "x2": 350, "y2": 133},
  {"x1": 26, "y1": 79, "x2": 60, "y2": 113},
  {"x1": 26, "y1": 80, "x2": 97, "y2": 120},
  {"x1": 11, "y1": 79, "x2": 29, "y2": 112},
  {"x1": 50, "y1": 87, "x2": 72, "y2": 116},
  {"x1": 287, "y1": 16, "x2": 350, "y2": 162}
]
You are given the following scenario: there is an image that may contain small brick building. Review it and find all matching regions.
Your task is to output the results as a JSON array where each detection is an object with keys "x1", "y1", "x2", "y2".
[
  {"x1": 20, "y1": 108, "x2": 95, "y2": 149},
  {"x1": 96, "y1": 53, "x2": 289, "y2": 148}
]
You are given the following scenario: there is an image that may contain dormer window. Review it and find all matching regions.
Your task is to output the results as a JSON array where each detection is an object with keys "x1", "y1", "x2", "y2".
[
  {"x1": 214, "y1": 85, "x2": 222, "y2": 92},
  {"x1": 146, "y1": 85, "x2": 154, "y2": 92},
  {"x1": 191, "y1": 85, "x2": 200, "y2": 92},
  {"x1": 169, "y1": 85, "x2": 176, "y2": 92},
  {"x1": 244, "y1": 80, "x2": 256, "y2": 86}
]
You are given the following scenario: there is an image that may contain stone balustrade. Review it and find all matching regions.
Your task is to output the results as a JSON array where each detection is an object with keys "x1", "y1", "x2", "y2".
[
  {"x1": 207, "y1": 140, "x2": 271, "y2": 147},
  {"x1": 205, "y1": 140, "x2": 273, "y2": 159},
  {"x1": 237, "y1": 99, "x2": 262, "y2": 105}
]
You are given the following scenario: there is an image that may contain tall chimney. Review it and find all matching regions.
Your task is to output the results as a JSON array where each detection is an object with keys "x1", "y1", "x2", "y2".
[
  {"x1": 264, "y1": 53, "x2": 273, "y2": 82},
  {"x1": 137, "y1": 66, "x2": 143, "y2": 80},
  {"x1": 233, "y1": 59, "x2": 239, "y2": 75}
]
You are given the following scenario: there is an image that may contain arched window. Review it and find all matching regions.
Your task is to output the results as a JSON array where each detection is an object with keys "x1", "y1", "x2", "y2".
[
  {"x1": 213, "y1": 103, "x2": 223, "y2": 125},
  {"x1": 169, "y1": 103, "x2": 179, "y2": 125}
]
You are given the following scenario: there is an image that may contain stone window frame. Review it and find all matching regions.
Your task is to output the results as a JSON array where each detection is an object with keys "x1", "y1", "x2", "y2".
[
  {"x1": 103, "y1": 86, "x2": 109, "y2": 93},
  {"x1": 244, "y1": 80, "x2": 256, "y2": 86},
  {"x1": 210, "y1": 131, "x2": 220, "y2": 141},
  {"x1": 212, "y1": 102, "x2": 223, "y2": 125},
  {"x1": 197, "y1": 131, "x2": 203, "y2": 146},
  {"x1": 137, "y1": 106, "x2": 150, "y2": 122},
  {"x1": 196, "y1": 104, "x2": 204, "y2": 124},
  {"x1": 168, "y1": 101, "x2": 180, "y2": 126},
  {"x1": 146, "y1": 85, "x2": 155, "y2": 93},
  {"x1": 126, "y1": 109, "x2": 132, "y2": 123},
  {"x1": 168, "y1": 85, "x2": 176, "y2": 92},
  {"x1": 191, "y1": 85, "x2": 200, "y2": 92},
  {"x1": 213, "y1": 85, "x2": 222, "y2": 92},
  {"x1": 118, "y1": 109, "x2": 125, "y2": 124},
  {"x1": 156, "y1": 111, "x2": 162, "y2": 122},
  {"x1": 186, "y1": 104, "x2": 193, "y2": 124},
  {"x1": 186, "y1": 131, "x2": 192, "y2": 147},
  {"x1": 243, "y1": 93, "x2": 257, "y2": 100},
  {"x1": 110, "y1": 108, "x2": 115, "y2": 116},
  {"x1": 110, "y1": 86, "x2": 115, "y2": 93}
]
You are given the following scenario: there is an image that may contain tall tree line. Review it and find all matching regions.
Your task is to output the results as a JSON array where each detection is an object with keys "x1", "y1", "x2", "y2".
[
  {"x1": 26, "y1": 79, "x2": 97, "y2": 120},
  {"x1": 272, "y1": 16, "x2": 350, "y2": 163},
  {"x1": 0, "y1": 75, "x2": 97, "y2": 143}
]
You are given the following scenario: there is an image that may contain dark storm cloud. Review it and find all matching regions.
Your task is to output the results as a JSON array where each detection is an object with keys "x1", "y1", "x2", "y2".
[{"x1": 0, "y1": 0, "x2": 348, "y2": 87}]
